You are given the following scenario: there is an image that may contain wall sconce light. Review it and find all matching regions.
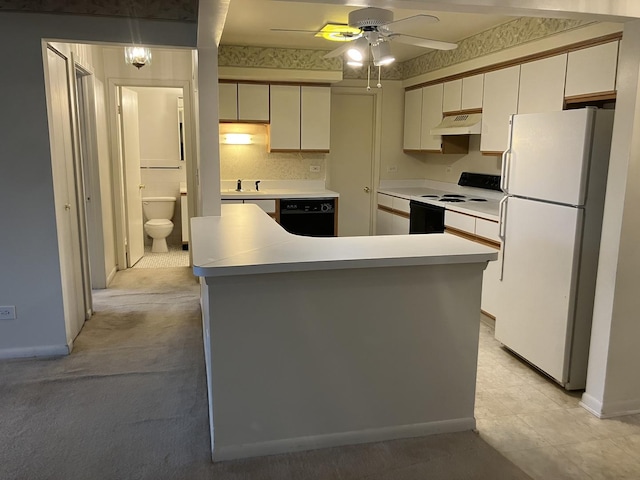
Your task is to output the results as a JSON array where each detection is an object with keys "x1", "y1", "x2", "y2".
[
  {"x1": 222, "y1": 133, "x2": 252, "y2": 145},
  {"x1": 124, "y1": 46, "x2": 152, "y2": 69}
]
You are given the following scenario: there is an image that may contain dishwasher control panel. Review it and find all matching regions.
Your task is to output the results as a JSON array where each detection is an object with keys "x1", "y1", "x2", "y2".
[{"x1": 280, "y1": 199, "x2": 335, "y2": 214}]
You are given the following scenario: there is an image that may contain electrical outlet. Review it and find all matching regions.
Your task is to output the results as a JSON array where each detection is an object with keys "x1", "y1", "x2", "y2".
[
  {"x1": 387, "y1": 166, "x2": 398, "y2": 173},
  {"x1": 309, "y1": 165, "x2": 321, "y2": 173},
  {"x1": 0, "y1": 306, "x2": 16, "y2": 320}
]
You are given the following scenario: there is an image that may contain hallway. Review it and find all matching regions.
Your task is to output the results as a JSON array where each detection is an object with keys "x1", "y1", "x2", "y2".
[{"x1": 0, "y1": 267, "x2": 212, "y2": 479}]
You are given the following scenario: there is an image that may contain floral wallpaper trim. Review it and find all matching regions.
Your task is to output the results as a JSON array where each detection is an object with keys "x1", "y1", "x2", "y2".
[
  {"x1": 0, "y1": 0, "x2": 197, "y2": 22},
  {"x1": 218, "y1": 45, "x2": 342, "y2": 72},
  {"x1": 402, "y1": 17, "x2": 593, "y2": 80}
]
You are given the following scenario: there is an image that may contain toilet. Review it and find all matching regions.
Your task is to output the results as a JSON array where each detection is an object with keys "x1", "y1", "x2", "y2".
[{"x1": 142, "y1": 197, "x2": 176, "y2": 253}]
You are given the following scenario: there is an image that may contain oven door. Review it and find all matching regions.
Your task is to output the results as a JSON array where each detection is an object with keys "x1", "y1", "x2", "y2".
[{"x1": 409, "y1": 201, "x2": 445, "y2": 234}]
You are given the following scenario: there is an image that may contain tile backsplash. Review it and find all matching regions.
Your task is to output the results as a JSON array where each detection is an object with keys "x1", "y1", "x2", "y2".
[{"x1": 219, "y1": 124, "x2": 326, "y2": 181}]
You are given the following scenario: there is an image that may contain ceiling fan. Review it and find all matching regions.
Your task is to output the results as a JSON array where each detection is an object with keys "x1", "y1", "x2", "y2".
[{"x1": 272, "y1": 7, "x2": 458, "y2": 66}]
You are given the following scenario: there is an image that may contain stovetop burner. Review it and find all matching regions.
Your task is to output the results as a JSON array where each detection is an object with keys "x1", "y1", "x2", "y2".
[
  {"x1": 469, "y1": 198, "x2": 487, "y2": 202},
  {"x1": 421, "y1": 195, "x2": 438, "y2": 198},
  {"x1": 439, "y1": 198, "x2": 465, "y2": 203},
  {"x1": 442, "y1": 194, "x2": 466, "y2": 198}
]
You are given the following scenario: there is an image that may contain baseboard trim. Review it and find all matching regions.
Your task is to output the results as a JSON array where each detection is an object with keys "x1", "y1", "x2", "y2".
[
  {"x1": 0, "y1": 344, "x2": 70, "y2": 360},
  {"x1": 212, "y1": 418, "x2": 476, "y2": 462},
  {"x1": 580, "y1": 393, "x2": 640, "y2": 418},
  {"x1": 106, "y1": 266, "x2": 117, "y2": 286}
]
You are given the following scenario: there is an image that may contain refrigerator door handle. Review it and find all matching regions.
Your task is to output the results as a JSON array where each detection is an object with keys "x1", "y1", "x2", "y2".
[
  {"x1": 498, "y1": 196, "x2": 508, "y2": 281},
  {"x1": 501, "y1": 115, "x2": 515, "y2": 194}
]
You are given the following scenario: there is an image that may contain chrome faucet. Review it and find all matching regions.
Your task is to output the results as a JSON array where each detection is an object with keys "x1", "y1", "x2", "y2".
[
  {"x1": 236, "y1": 179, "x2": 242, "y2": 192},
  {"x1": 255, "y1": 180, "x2": 261, "y2": 191}
]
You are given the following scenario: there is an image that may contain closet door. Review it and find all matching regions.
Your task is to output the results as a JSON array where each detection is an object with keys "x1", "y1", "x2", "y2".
[{"x1": 46, "y1": 46, "x2": 86, "y2": 344}]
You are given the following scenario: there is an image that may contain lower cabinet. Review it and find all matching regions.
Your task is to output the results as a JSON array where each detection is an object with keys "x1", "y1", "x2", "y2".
[
  {"x1": 376, "y1": 193, "x2": 410, "y2": 235},
  {"x1": 444, "y1": 209, "x2": 501, "y2": 318}
]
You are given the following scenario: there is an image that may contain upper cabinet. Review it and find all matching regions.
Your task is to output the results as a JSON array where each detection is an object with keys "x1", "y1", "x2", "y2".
[
  {"x1": 403, "y1": 88, "x2": 423, "y2": 150},
  {"x1": 269, "y1": 85, "x2": 301, "y2": 151},
  {"x1": 461, "y1": 74, "x2": 484, "y2": 110},
  {"x1": 420, "y1": 84, "x2": 444, "y2": 152},
  {"x1": 218, "y1": 83, "x2": 238, "y2": 122},
  {"x1": 237, "y1": 84, "x2": 270, "y2": 122},
  {"x1": 517, "y1": 54, "x2": 568, "y2": 114},
  {"x1": 481, "y1": 65, "x2": 521, "y2": 154},
  {"x1": 443, "y1": 79, "x2": 462, "y2": 113},
  {"x1": 301, "y1": 86, "x2": 331, "y2": 151},
  {"x1": 269, "y1": 85, "x2": 331, "y2": 152},
  {"x1": 219, "y1": 82, "x2": 270, "y2": 122},
  {"x1": 565, "y1": 41, "x2": 619, "y2": 99}
]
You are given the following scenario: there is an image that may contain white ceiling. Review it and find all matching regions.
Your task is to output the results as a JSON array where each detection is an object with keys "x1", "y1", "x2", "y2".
[{"x1": 220, "y1": 0, "x2": 514, "y2": 61}]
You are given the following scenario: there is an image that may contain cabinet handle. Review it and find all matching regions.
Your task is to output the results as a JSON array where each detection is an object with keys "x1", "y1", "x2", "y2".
[
  {"x1": 498, "y1": 196, "x2": 508, "y2": 281},
  {"x1": 64, "y1": 204, "x2": 71, "y2": 211},
  {"x1": 364, "y1": 187, "x2": 371, "y2": 193},
  {"x1": 139, "y1": 184, "x2": 146, "y2": 189}
]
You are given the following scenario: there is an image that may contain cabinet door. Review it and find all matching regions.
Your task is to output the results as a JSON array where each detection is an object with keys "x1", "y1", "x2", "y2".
[
  {"x1": 403, "y1": 88, "x2": 422, "y2": 150},
  {"x1": 376, "y1": 208, "x2": 394, "y2": 235},
  {"x1": 443, "y1": 79, "x2": 462, "y2": 113},
  {"x1": 238, "y1": 84, "x2": 270, "y2": 122},
  {"x1": 518, "y1": 54, "x2": 567, "y2": 114},
  {"x1": 480, "y1": 65, "x2": 520, "y2": 154},
  {"x1": 301, "y1": 86, "x2": 331, "y2": 151},
  {"x1": 481, "y1": 246, "x2": 502, "y2": 318},
  {"x1": 269, "y1": 85, "x2": 301, "y2": 151},
  {"x1": 420, "y1": 84, "x2": 444, "y2": 151},
  {"x1": 218, "y1": 83, "x2": 238, "y2": 121},
  {"x1": 565, "y1": 41, "x2": 619, "y2": 98},
  {"x1": 391, "y1": 213, "x2": 410, "y2": 235},
  {"x1": 461, "y1": 74, "x2": 484, "y2": 110}
]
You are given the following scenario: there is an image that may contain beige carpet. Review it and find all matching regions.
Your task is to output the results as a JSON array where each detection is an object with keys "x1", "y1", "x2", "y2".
[{"x1": 0, "y1": 267, "x2": 531, "y2": 480}]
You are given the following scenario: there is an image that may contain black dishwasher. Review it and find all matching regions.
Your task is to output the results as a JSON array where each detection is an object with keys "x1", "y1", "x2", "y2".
[
  {"x1": 279, "y1": 199, "x2": 336, "y2": 237},
  {"x1": 409, "y1": 201, "x2": 445, "y2": 234}
]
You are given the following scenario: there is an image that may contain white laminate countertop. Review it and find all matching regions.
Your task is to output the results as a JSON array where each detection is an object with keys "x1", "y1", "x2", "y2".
[
  {"x1": 221, "y1": 188, "x2": 339, "y2": 200},
  {"x1": 378, "y1": 184, "x2": 502, "y2": 221},
  {"x1": 192, "y1": 204, "x2": 497, "y2": 278}
]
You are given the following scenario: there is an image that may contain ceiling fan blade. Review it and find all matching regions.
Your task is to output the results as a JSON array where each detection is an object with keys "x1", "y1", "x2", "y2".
[
  {"x1": 323, "y1": 42, "x2": 352, "y2": 59},
  {"x1": 384, "y1": 14, "x2": 439, "y2": 32},
  {"x1": 270, "y1": 28, "x2": 318, "y2": 33},
  {"x1": 390, "y1": 34, "x2": 457, "y2": 51}
]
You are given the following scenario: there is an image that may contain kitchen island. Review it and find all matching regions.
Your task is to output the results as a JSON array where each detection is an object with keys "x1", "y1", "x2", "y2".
[{"x1": 192, "y1": 204, "x2": 497, "y2": 461}]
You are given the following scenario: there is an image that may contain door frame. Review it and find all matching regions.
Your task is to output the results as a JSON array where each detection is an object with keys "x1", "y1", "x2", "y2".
[
  {"x1": 107, "y1": 78, "x2": 196, "y2": 269},
  {"x1": 330, "y1": 85, "x2": 383, "y2": 235}
]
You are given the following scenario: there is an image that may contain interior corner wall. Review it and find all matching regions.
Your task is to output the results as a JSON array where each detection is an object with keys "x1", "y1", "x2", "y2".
[
  {"x1": 197, "y1": 46, "x2": 222, "y2": 216},
  {"x1": 584, "y1": 19, "x2": 640, "y2": 417},
  {"x1": 0, "y1": 11, "x2": 196, "y2": 358}
]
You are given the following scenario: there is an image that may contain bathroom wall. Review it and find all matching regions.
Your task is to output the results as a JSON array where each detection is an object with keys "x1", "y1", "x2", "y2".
[
  {"x1": 219, "y1": 124, "x2": 326, "y2": 181},
  {"x1": 131, "y1": 86, "x2": 187, "y2": 247}
]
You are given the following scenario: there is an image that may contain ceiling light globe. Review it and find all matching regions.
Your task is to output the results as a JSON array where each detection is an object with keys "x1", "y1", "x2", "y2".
[{"x1": 347, "y1": 48, "x2": 363, "y2": 61}]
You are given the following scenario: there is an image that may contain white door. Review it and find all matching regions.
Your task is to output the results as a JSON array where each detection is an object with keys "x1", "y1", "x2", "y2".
[
  {"x1": 505, "y1": 108, "x2": 593, "y2": 206},
  {"x1": 495, "y1": 196, "x2": 583, "y2": 384},
  {"x1": 46, "y1": 47, "x2": 86, "y2": 343},
  {"x1": 119, "y1": 87, "x2": 145, "y2": 267},
  {"x1": 328, "y1": 92, "x2": 375, "y2": 236}
]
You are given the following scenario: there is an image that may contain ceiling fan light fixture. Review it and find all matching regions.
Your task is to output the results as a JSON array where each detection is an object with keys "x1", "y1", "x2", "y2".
[
  {"x1": 371, "y1": 41, "x2": 395, "y2": 67},
  {"x1": 346, "y1": 37, "x2": 368, "y2": 62}
]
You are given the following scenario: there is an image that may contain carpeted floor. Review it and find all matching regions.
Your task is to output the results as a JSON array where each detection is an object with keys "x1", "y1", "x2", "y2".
[{"x1": 0, "y1": 267, "x2": 531, "y2": 480}]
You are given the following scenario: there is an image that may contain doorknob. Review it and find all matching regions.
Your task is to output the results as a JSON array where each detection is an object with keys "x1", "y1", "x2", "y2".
[
  {"x1": 139, "y1": 184, "x2": 146, "y2": 189},
  {"x1": 364, "y1": 187, "x2": 371, "y2": 193}
]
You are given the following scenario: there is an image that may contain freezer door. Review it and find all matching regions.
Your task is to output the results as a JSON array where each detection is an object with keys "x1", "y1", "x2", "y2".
[
  {"x1": 495, "y1": 196, "x2": 583, "y2": 385},
  {"x1": 505, "y1": 109, "x2": 594, "y2": 206}
]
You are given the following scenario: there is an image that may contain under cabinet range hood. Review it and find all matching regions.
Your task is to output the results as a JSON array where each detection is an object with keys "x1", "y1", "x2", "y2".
[{"x1": 430, "y1": 113, "x2": 482, "y2": 135}]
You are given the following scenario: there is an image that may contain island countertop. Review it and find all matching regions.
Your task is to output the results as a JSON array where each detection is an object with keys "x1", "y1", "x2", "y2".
[{"x1": 191, "y1": 204, "x2": 498, "y2": 278}]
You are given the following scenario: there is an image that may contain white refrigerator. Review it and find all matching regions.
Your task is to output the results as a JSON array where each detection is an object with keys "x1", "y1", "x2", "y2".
[{"x1": 496, "y1": 107, "x2": 614, "y2": 390}]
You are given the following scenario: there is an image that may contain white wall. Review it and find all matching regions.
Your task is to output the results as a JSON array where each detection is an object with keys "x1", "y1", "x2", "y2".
[{"x1": 0, "y1": 11, "x2": 195, "y2": 358}]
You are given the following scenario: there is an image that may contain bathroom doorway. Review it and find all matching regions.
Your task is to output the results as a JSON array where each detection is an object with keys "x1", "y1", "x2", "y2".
[{"x1": 113, "y1": 84, "x2": 193, "y2": 269}]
